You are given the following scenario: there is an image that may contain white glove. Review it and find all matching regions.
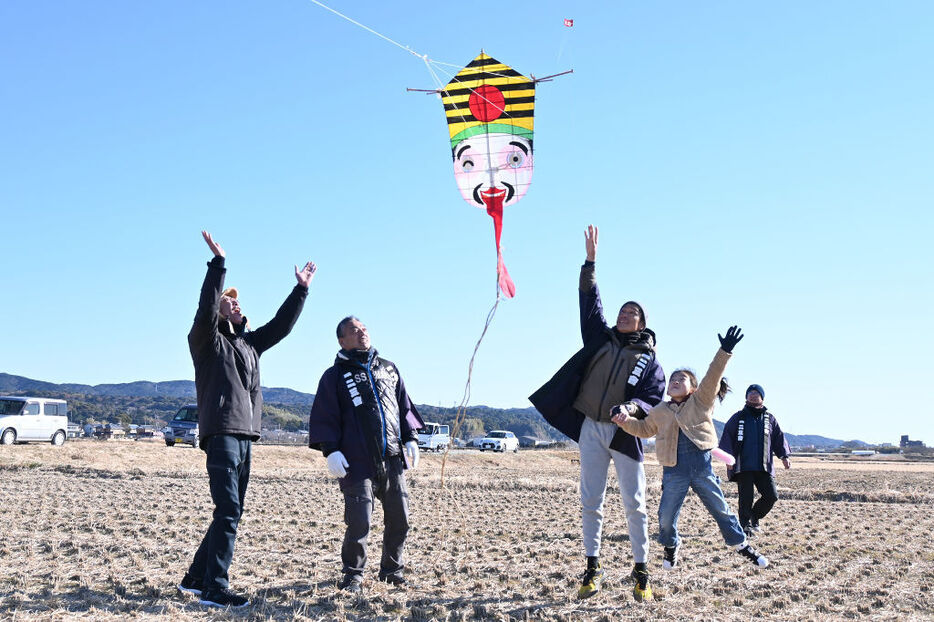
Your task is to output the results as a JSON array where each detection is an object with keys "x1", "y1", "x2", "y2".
[
  {"x1": 404, "y1": 440, "x2": 419, "y2": 470},
  {"x1": 326, "y1": 451, "x2": 349, "y2": 478}
]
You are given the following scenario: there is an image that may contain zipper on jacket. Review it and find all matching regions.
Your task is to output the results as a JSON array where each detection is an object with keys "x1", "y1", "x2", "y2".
[
  {"x1": 761, "y1": 413, "x2": 770, "y2": 472},
  {"x1": 229, "y1": 334, "x2": 256, "y2": 435},
  {"x1": 598, "y1": 346, "x2": 628, "y2": 416},
  {"x1": 357, "y1": 356, "x2": 388, "y2": 457}
]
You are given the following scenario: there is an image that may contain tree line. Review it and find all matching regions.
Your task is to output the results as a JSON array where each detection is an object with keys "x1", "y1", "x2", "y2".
[{"x1": 4, "y1": 389, "x2": 562, "y2": 440}]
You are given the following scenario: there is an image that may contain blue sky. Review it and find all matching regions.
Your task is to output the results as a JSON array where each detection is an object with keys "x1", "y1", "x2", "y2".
[{"x1": 2, "y1": 1, "x2": 931, "y2": 445}]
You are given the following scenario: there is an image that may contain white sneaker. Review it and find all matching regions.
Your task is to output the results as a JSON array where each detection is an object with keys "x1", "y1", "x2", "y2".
[
  {"x1": 736, "y1": 543, "x2": 769, "y2": 567},
  {"x1": 663, "y1": 545, "x2": 679, "y2": 570}
]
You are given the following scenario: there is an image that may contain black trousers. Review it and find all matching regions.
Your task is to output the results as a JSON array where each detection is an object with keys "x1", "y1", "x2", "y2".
[
  {"x1": 734, "y1": 470, "x2": 778, "y2": 527},
  {"x1": 341, "y1": 456, "x2": 410, "y2": 579},
  {"x1": 187, "y1": 434, "x2": 252, "y2": 591}
]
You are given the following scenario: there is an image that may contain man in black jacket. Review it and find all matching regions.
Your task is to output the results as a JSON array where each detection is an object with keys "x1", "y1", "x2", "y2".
[
  {"x1": 718, "y1": 384, "x2": 791, "y2": 538},
  {"x1": 307, "y1": 316, "x2": 424, "y2": 593},
  {"x1": 178, "y1": 231, "x2": 315, "y2": 609}
]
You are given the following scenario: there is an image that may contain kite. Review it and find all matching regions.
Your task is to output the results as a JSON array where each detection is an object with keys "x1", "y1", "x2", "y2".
[
  {"x1": 439, "y1": 52, "x2": 536, "y2": 298},
  {"x1": 307, "y1": 0, "x2": 572, "y2": 298}
]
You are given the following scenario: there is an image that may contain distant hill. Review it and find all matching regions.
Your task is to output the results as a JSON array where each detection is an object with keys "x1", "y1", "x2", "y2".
[
  {"x1": 0, "y1": 373, "x2": 306, "y2": 405},
  {"x1": 0, "y1": 373, "x2": 864, "y2": 447},
  {"x1": 709, "y1": 419, "x2": 866, "y2": 449},
  {"x1": 0, "y1": 374, "x2": 196, "y2": 398}
]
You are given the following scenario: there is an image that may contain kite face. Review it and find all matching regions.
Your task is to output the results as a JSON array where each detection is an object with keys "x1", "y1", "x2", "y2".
[
  {"x1": 442, "y1": 53, "x2": 535, "y2": 210},
  {"x1": 452, "y1": 133, "x2": 534, "y2": 208}
]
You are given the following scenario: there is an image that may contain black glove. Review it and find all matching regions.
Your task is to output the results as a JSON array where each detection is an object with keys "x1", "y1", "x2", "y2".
[{"x1": 718, "y1": 325, "x2": 744, "y2": 353}]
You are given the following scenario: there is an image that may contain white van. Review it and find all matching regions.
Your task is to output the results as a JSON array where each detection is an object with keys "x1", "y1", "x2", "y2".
[
  {"x1": 0, "y1": 396, "x2": 69, "y2": 446},
  {"x1": 417, "y1": 422, "x2": 450, "y2": 452}
]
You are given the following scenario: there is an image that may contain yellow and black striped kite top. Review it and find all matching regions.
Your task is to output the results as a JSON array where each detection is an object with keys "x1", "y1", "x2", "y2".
[{"x1": 441, "y1": 52, "x2": 535, "y2": 150}]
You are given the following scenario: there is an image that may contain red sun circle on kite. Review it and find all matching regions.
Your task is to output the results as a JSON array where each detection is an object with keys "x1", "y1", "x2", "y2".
[{"x1": 468, "y1": 85, "x2": 506, "y2": 123}]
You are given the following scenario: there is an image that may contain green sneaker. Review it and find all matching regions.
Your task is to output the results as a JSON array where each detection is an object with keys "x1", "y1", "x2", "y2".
[{"x1": 577, "y1": 564, "x2": 604, "y2": 599}]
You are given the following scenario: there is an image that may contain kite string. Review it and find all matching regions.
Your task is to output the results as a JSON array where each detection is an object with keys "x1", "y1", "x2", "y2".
[
  {"x1": 305, "y1": 2, "x2": 523, "y2": 120},
  {"x1": 306, "y1": 0, "x2": 509, "y2": 116},
  {"x1": 435, "y1": 291, "x2": 500, "y2": 565},
  {"x1": 305, "y1": 0, "x2": 426, "y2": 60},
  {"x1": 439, "y1": 291, "x2": 501, "y2": 488},
  {"x1": 306, "y1": 1, "x2": 529, "y2": 118}
]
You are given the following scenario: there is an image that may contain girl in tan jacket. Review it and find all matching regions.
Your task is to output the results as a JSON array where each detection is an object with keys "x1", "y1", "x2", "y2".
[{"x1": 612, "y1": 326, "x2": 769, "y2": 570}]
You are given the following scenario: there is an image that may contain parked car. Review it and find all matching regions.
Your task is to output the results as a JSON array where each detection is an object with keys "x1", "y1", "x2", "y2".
[
  {"x1": 94, "y1": 423, "x2": 125, "y2": 439},
  {"x1": 479, "y1": 430, "x2": 519, "y2": 453},
  {"x1": 417, "y1": 422, "x2": 451, "y2": 452},
  {"x1": 0, "y1": 396, "x2": 69, "y2": 446},
  {"x1": 162, "y1": 404, "x2": 199, "y2": 447},
  {"x1": 67, "y1": 422, "x2": 82, "y2": 439},
  {"x1": 135, "y1": 425, "x2": 155, "y2": 438}
]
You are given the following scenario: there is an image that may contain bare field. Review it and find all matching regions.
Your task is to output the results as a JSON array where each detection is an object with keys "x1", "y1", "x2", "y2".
[{"x1": 1, "y1": 442, "x2": 933, "y2": 621}]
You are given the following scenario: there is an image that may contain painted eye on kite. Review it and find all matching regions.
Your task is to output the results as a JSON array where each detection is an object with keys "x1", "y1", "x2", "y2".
[
  {"x1": 461, "y1": 160, "x2": 475, "y2": 172},
  {"x1": 507, "y1": 151, "x2": 525, "y2": 168}
]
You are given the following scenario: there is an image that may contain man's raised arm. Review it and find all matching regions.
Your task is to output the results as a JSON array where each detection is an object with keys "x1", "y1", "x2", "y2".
[
  {"x1": 188, "y1": 231, "x2": 226, "y2": 357},
  {"x1": 579, "y1": 224, "x2": 608, "y2": 343},
  {"x1": 250, "y1": 261, "x2": 317, "y2": 354}
]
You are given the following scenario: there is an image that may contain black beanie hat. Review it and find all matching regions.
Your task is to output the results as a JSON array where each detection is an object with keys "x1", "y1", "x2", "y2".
[
  {"x1": 746, "y1": 384, "x2": 765, "y2": 400},
  {"x1": 621, "y1": 301, "x2": 647, "y2": 329}
]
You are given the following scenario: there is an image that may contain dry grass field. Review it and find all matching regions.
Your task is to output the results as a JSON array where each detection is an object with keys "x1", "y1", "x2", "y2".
[{"x1": 1, "y1": 441, "x2": 933, "y2": 621}]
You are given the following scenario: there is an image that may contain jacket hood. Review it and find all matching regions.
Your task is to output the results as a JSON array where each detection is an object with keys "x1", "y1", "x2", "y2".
[
  {"x1": 218, "y1": 316, "x2": 248, "y2": 338},
  {"x1": 609, "y1": 326, "x2": 657, "y2": 349},
  {"x1": 336, "y1": 347, "x2": 377, "y2": 366},
  {"x1": 742, "y1": 404, "x2": 767, "y2": 416}
]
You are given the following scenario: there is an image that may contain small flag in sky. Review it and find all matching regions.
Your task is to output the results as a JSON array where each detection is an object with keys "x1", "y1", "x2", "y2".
[{"x1": 564, "y1": 18, "x2": 574, "y2": 27}]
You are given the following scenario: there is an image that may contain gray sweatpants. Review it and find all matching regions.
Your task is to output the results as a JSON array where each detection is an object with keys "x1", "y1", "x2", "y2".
[
  {"x1": 341, "y1": 456, "x2": 410, "y2": 579},
  {"x1": 579, "y1": 418, "x2": 649, "y2": 562}
]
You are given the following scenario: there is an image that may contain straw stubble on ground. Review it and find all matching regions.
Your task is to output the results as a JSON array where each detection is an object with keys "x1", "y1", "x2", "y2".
[{"x1": 1, "y1": 442, "x2": 933, "y2": 620}]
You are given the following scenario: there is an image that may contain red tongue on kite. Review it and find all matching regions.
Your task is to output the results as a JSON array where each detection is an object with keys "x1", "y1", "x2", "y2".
[{"x1": 482, "y1": 191, "x2": 516, "y2": 298}]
